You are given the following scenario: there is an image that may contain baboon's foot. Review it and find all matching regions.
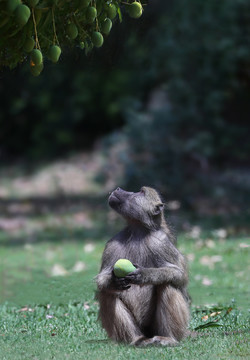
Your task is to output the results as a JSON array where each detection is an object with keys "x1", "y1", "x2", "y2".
[
  {"x1": 150, "y1": 336, "x2": 178, "y2": 347},
  {"x1": 131, "y1": 335, "x2": 178, "y2": 347},
  {"x1": 130, "y1": 336, "x2": 150, "y2": 346}
]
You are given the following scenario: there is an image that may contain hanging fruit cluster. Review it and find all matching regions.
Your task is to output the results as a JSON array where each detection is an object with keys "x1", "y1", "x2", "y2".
[{"x1": 0, "y1": 0, "x2": 145, "y2": 75}]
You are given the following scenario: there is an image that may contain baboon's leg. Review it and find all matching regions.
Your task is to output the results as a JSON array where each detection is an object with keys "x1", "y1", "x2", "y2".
[
  {"x1": 98, "y1": 292, "x2": 145, "y2": 344},
  {"x1": 153, "y1": 286, "x2": 190, "y2": 343}
]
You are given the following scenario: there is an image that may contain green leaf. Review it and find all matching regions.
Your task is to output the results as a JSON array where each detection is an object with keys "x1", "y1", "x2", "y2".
[
  {"x1": 117, "y1": 6, "x2": 122, "y2": 23},
  {"x1": 194, "y1": 322, "x2": 223, "y2": 331}
]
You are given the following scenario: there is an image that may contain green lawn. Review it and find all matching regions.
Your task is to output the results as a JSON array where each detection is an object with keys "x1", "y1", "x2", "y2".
[{"x1": 0, "y1": 227, "x2": 249, "y2": 359}]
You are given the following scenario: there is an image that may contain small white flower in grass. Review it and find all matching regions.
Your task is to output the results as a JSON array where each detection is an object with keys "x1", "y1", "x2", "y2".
[
  {"x1": 18, "y1": 307, "x2": 34, "y2": 312},
  {"x1": 84, "y1": 243, "x2": 95, "y2": 253},
  {"x1": 202, "y1": 277, "x2": 213, "y2": 286},
  {"x1": 200, "y1": 255, "x2": 222, "y2": 269},
  {"x1": 239, "y1": 243, "x2": 250, "y2": 248},
  {"x1": 213, "y1": 229, "x2": 227, "y2": 239},
  {"x1": 71, "y1": 261, "x2": 86, "y2": 273},
  {"x1": 84, "y1": 303, "x2": 90, "y2": 310},
  {"x1": 205, "y1": 239, "x2": 215, "y2": 248},
  {"x1": 46, "y1": 315, "x2": 54, "y2": 319},
  {"x1": 211, "y1": 255, "x2": 223, "y2": 263},
  {"x1": 51, "y1": 264, "x2": 68, "y2": 276},
  {"x1": 190, "y1": 226, "x2": 201, "y2": 239}
]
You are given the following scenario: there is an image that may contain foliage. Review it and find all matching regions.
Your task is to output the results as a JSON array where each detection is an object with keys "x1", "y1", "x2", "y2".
[
  {"x1": 0, "y1": 1, "x2": 152, "y2": 160},
  {"x1": 1, "y1": 0, "x2": 250, "y2": 181},
  {"x1": 0, "y1": 49, "x2": 131, "y2": 159},
  {"x1": 0, "y1": 0, "x2": 145, "y2": 73}
]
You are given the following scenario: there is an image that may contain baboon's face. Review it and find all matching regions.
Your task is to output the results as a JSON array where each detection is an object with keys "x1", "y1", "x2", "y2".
[{"x1": 108, "y1": 187, "x2": 164, "y2": 225}]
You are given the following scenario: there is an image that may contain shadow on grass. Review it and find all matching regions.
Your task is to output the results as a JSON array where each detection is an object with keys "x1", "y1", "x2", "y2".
[{"x1": 84, "y1": 339, "x2": 110, "y2": 344}]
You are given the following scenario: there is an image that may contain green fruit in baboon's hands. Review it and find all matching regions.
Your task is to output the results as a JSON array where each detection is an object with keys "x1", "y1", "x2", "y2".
[
  {"x1": 92, "y1": 31, "x2": 104, "y2": 48},
  {"x1": 101, "y1": 18, "x2": 112, "y2": 35},
  {"x1": 15, "y1": 4, "x2": 31, "y2": 26},
  {"x1": 66, "y1": 23, "x2": 78, "y2": 39},
  {"x1": 128, "y1": 2, "x2": 142, "y2": 19},
  {"x1": 113, "y1": 259, "x2": 136, "y2": 278},
  {"x1": 31, "y1": 49, "x2": 43, "y2": 65},
  {"x1": 48, "y1": 45, "x2": 61, "y2": 63}
]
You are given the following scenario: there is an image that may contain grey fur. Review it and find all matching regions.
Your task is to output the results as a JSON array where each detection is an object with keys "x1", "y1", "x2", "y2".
[{"x1": 95, "y1": 187, "x2": 189, "y2": 346}]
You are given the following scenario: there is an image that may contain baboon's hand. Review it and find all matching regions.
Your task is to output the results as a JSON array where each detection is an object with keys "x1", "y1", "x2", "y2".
[
  {"x1": 124, "y1": 267, "x2": 143, "y2": 285},
  {"x1": 112, "y1": 272, "x2": 131, "y2": 290}
]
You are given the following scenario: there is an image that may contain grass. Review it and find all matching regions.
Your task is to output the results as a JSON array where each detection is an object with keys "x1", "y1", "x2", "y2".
[
  {"x1": 0, "y1": 301, "x2": 248, "y2": 360},
  {"x1": 0, "y1": 233, "x2": 249, "y2": 360}
]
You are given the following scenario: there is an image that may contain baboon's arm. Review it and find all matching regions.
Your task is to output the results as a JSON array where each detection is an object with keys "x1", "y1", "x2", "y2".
[
  {"x1": 96, "y1": 267, "x2": 131, "y2": 292},
  {"x1": 125, "y1": 262, "x2": 188, "y2": 288}
]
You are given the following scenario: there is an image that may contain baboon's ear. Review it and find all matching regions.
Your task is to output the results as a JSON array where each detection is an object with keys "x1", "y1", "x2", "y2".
[{"x1": 153, "y1": 203, "x2": 164, "y2": 215}]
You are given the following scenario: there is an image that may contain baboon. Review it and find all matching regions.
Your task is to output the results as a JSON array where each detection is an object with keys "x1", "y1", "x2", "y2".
[{"x1": 95, "y1": 186, "x2": 189, "y2": 347}]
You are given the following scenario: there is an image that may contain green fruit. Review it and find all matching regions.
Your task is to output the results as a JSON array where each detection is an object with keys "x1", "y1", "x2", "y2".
[
  {"x1": 31, "y1": 49, "x2": 43, "y2": 65},
  {"x1": 107, "y1": 4, "x2": 117, "y2": 20},
  {"x1": 128, "y1": 2, "x2": 142, "y2": 19},
  {"x1": 66, "y1": 23, "x2": 78, "y2": 39},
  {"x1": 15, "y1": 4, "x2": 31, "y2": 26},
  {"x1": 79, "y1": 42, "x2": 85, "y2": 49},
  {"x1": 7, "y1": 0, "x2": 21, "y2": 13},
  {"x1": 91, "y1": 31, "x2": 103, "y2": 48},
  {"x1": 86, "y1": 6, "x2": 97, "y2": 23},
  {"x1": 28, "y1": 0, "x2": 39, "y2": 7},
  {"x1": 48, "y1": 45, "x2": 61, "y2": 63},
  {"x1": 101, "y1": 18, "x2": 112, "y2": 35},
  {"x1": 23, "y1": 37, "x2": 35, "y2": 52},
  {"x1": 113, "y1": 259, "x2": 136, "y2": 278},
  {"x1": 30, "y1": 61, "x2": 43, "y2": 76}
]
